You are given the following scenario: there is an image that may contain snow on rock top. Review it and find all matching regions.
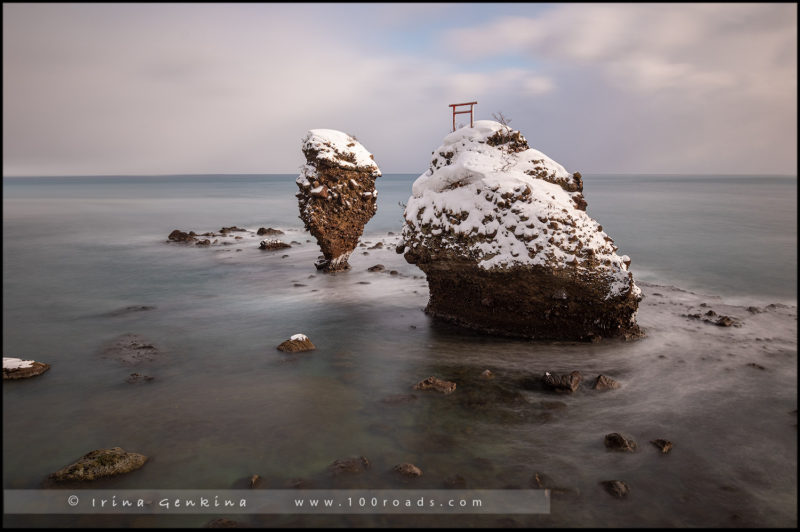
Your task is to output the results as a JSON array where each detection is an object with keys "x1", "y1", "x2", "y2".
[
  {"x1": 301, "y1": 129, "x2": 380, "y2": 177},
  {"x1": 401, "y1": 120, "x2": 639, "y2": 299},
  {"x1": 3, "y1": 357, "x2": 35, "y2": 370},
  {"x1": 290, "y1": 334, "x2": 309, "y2": 341}
]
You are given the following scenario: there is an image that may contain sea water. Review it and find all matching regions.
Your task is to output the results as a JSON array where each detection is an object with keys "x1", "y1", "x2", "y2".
[{"x1": 2, "y1": 174, "x2": 797, "y2": 527}]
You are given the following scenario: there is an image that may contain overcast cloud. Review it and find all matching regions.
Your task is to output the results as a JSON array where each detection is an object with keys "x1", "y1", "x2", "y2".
[{"x1": 3, "y1": 3, "x2": 797, "y2": 176}]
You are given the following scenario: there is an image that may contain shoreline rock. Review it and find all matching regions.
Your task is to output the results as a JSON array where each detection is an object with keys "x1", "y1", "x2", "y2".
[
  {"x1": 543, "y1": 371, "x2": 582, "y2": 393},
  {"x1": 259, "y1": 239, "x2": 291, "y2": 251},
  {"x1": 328, "y1": 456, "x2": 370, "y2": 476},
  {"x1": 297, "y1": 129, "x2": 381, "y2": 272},
  {"x1": 594, "y1": 374, "x2": 621, "y2": 390},
  {"x1": 399, "y1": 120, "x2": 641, "y2": 341}
]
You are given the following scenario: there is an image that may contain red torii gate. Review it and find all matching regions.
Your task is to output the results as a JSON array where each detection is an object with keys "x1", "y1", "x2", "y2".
[{"x1": 449, "y1": 101, "x2": 477, "y2": 131}]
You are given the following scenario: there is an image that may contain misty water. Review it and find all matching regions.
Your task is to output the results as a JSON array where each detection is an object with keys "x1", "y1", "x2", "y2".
[{"x1": 2, "y1": 174, "x2": 797, "y2": 527}]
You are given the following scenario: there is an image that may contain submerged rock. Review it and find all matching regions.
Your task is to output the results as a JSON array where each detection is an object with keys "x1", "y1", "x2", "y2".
[
  {"x1": 328, "y1": 456, "x2": 370, "y2": 475},
  {"x1": 101, "y1": 334, "x2": 162, "y2": 366},
  {"x1": 48, "y1": 447, "x2": 147, "y2": 481},
  {"x1": 413, "y1": 376, "x2": 457, "y2": 394},
  {"x1": 399, "y1": 120, "x2": 641, "y2": 340},
  {"x1": 3, "y1": 357, "x2": 50, "y2": 380},
  {"x1": 604, "y1": 432, "x2": 637, "y2": 452},
  {"x1": 297, "y1": 130, "x2": 381, "y2": 272},
  {"x1": 276, "y1": 334, "x2": 316, "y2": 353}
]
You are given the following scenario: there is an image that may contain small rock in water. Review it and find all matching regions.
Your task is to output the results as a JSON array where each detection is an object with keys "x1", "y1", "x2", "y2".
[
  {"x1": 594, "y1": 374, "x2": 620, "y2": 390},
  {"x1": 220, "y1": 226, "x2": 247, "y2": 233},
  {"x1": 249, "y1": 474, "x2": 262, "y2": 488},
  {"x1": 480, "y1": 369, "x2": 494, "y2": 379},
  {"x1": 600, "y1": 480, "x2": 630, "y2": 498},
  {"x1": 49, "y1": 447, "x2": 147, "y2": 482},
  {"x1": 3, "y1": 357, "x2": 50, "y2": 380},
  {"x1": 328, "y1": 456, "x2": 370, "y2": 476},
  {"x1": 650, "y1": 439, "x2": 673, "y2": 454},
  {"x1": 367, "y1": 264, "x2": 385, "y2": 272},
  {"x1": 746, "y1": 362, "x2": 766, "y2": 370},
  {"x1": 277, "y1": 334, "x2": 316, "y2": 353},
  {"x1": 747, "y1": 306, "x2": 762, "y2": 314},
  {"x1": 369, "y1": 242, "x2": 383, "y2": 249},
  {"x1": 257, "y1": 227, "x2": 284, "y2": 236},
  {"x1": 167, "y1": 229, "x2": 196, "y2": 243},
  {"x1": 126, "y1": 373, "x2": 154, "y2": 384},
  {"x1": 101, "y1": 334, "x2": 162, "y2": 366},
  {"x1": 259, "y1": 239, "x2": 291, "y2": 251},
  {"x1": 393, "y1": 463, "x2": 423, "y2": 478},
  {"x1": 413, "y1": 376, "x2": 457, "y2": 394},
  {"x1": 195, "y1": 239, "x2": 211, "y2": 246},
  {"x1": 389, "y1": 270, "x2": 399, "y2": 276},
  {"x1": 604, "y1": 432, "x2": 637, "y2": 452},
  {"x1": 542, "y1": 371, "x2": 582, "y2": 393}
]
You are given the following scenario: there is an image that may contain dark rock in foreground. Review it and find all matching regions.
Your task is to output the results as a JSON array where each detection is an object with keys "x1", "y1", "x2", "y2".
[
  {"x1": 392, "y1": 463, "x2": 423, "y2": 478},
  {"x1": 594, "y1": 374, "x2": 621, "y2": 390},
  {"x1": 297, "y1": 129, "x2": 381, "y2": 272},
  {"x1": 650, "y1": 439, "x2": 673, "y2": 454},
  {"x1": 600, "y1": 480, "x2": 630, "y2": 498},
  {"x1": 48, "y1": 447, "x2": 147, "y2": 482},
  {"x1": 413, "y1": 376, "x2": 457, "y2": 394},
  {"x1": 543, "y1": 371, "x2": 582, "y2": 393},
  {"x1": 276, "y1": 334, "x2": 316, "y2": 353},
  {"x1": 328, "y1": 456, "x2": 370, "y2": 476},
  {"x1": 604, "y1": 432, "x2": 637, "y2": 452},
  {"x1": 3, "y1": 358, "x2": 50, "y2": 380}
]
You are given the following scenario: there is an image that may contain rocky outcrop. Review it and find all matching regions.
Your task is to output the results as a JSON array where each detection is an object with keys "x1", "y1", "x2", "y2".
[
  {"x1": 398, "y1": 120, "x2": 641, "y2": 341},
  {"x1": 3, "y1": 357, "x2": 50, "y2": 380},
  {"x1": 48, "y1": 447, "x2": 147, "y2": 482},
  {"x1": 276, "y1": 334, "x2": 316, "y2": 353},
  {"x1": 167, "y1": 229, "x2": 196, "y2": 243},
  {"x1": 296, "y1": 130, "x2": 381, "y2": 272}
]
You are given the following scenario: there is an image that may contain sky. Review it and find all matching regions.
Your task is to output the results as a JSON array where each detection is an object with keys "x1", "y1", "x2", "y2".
[{"x1": 3, "y1": 3, "x2": 797, "y2": 176}]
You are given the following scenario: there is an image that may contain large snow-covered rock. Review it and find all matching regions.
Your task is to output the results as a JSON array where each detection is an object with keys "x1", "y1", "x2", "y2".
[
  {"x1": 297, "y1": 130, "x2": 381, "y2": 272},
  {"x1": 398, "y1": 120, "x2": 642, "y2": 340}
]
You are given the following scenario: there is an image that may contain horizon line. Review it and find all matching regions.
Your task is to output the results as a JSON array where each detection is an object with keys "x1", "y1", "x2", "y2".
[{"x1": 4, "y1": 172, "x2": 798, "y2": 179}]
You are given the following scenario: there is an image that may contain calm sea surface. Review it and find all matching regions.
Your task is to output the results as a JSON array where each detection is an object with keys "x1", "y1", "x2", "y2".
[{"x1": 3, "y1": 174, "x2": 797, "y2": 527}]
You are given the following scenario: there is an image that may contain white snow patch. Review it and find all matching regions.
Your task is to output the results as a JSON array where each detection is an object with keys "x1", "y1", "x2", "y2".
[
  {"x1": 3, "y1": 357, "x2": 35, "y2": 369},
  {"x1": 302, "y1": 129, "x2": 381, "y2": 176},
  {"x1": 290, "y1": 334, "x2": 308, "y2": 342}
]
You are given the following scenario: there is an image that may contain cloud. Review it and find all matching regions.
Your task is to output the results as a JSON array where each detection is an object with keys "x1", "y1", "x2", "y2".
[{"x1": 441, "y1": 3, "x2": 797, "y2": 174}]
